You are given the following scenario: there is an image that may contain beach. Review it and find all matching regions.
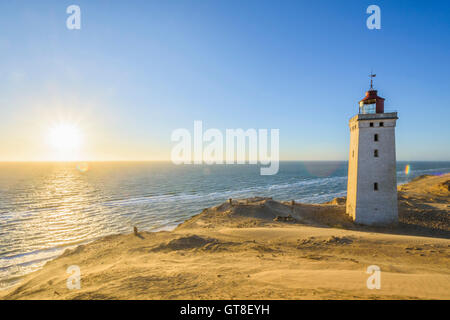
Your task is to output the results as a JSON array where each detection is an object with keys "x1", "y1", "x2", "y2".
[{"x1": 1, "y1": 174, "x2": 449, "y2": 300}]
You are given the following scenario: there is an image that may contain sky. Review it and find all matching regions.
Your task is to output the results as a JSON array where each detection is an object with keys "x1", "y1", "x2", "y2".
[{"x1": 0, "y1": 0, "x2": 449, "y2": 161}]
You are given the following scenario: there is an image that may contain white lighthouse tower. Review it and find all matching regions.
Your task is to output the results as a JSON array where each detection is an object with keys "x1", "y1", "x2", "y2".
[{"x1": 346, "y1": 74, "x2": 398, "y2": 225}]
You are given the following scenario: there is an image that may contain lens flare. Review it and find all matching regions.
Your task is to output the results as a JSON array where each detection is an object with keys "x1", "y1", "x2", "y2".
[
  {"x1": 76, "y1": 162, "x2": 89, "y2": 173},
  {"x1": 405, "y1": 164, "x2": 410, "y2": 175},
  {"x1": 302, "y1": 161, "x2": 344, "y2": 178}
]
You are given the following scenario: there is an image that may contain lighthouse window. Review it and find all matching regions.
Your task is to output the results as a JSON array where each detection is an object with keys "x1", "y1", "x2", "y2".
[
  {"x1": 374, "y1": 134, "x2": 379, "y2": 141},
  {"x1": 379, "y1": 122, "x2": 384, "y2": 127},
  {"x1": 360, "y1": 103, "x2": 376, "y2": 114},
  {"x1": 374, "y1": 149, "x2": 379, "y2": 157},
  {"x1": 374, "y1": 183, "x2": 378, "y2": 191}
]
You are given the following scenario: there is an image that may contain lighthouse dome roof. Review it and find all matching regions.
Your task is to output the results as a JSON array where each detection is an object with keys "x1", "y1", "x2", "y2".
[{"x1": 359, "y1": 90, "x2": 385, "y2": 105}]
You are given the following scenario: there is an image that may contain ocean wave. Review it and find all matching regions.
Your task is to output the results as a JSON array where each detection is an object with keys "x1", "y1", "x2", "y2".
[{"x1": 102, "y1": 175, "x2": 348, "y2": 207}]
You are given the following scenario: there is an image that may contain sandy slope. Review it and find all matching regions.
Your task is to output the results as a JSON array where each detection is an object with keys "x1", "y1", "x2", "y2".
[{"x1": 1, "y1": 174, "x2": 449, "y2": 300}]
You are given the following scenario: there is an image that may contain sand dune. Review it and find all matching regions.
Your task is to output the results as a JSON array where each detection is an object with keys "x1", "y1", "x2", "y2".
[{"x1": 1, "y1": 174, "x2": 449, "y2": 300}]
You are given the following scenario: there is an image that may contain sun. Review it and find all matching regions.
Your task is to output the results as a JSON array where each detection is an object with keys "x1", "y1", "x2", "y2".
[{"x1": 46, "y1": 123, "x2": 83, "y2": 160}]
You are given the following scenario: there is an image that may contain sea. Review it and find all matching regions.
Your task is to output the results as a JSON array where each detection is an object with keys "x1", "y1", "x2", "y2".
[{"x1": 0, "y1": 161, "x2": 449, "y2": 288}]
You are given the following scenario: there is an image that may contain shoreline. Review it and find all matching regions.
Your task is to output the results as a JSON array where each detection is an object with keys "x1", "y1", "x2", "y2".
[{"x1": 1, "y1": 173, "x2": 449, "y2": 299}]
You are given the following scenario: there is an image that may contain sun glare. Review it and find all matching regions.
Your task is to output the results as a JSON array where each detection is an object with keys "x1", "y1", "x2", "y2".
[{"x1": 47, "y1": 123, "x2": 83, "y2": 160}]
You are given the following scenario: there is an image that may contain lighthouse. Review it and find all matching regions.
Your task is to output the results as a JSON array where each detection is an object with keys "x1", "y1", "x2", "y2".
[{"x1": 346, "y1": 74, "x2": 398, "y2": 225}]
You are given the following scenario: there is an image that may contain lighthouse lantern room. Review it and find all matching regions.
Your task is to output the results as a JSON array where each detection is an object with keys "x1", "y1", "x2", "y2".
[{"x1": 359, "y1": 73, "x2": 385, "y2": 114}]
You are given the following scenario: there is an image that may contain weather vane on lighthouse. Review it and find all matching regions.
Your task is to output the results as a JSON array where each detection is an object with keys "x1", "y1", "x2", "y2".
[{"x1": 369, "y1": 72, "x2": 376, "y2": 90}]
